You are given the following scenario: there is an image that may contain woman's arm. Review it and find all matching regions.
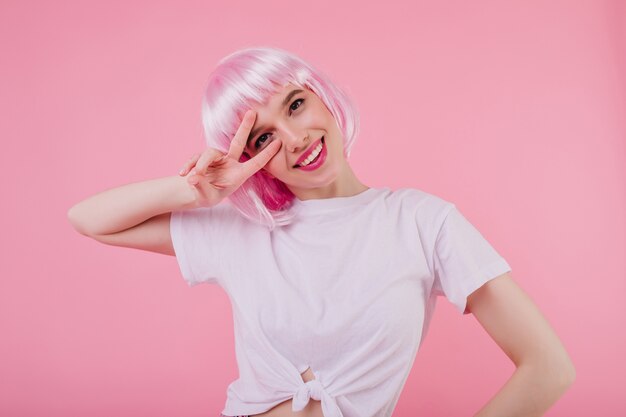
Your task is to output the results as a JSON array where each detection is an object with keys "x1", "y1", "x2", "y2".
[
  {"x1": 466, "y1": 272, "x2": 576, "y2": 417},
  {"x1": 67, "y1": 111, "x2": 281, "y2": 253},
  {"x1": 67, "y1": 175, "x2": 197, "y2": 255}
]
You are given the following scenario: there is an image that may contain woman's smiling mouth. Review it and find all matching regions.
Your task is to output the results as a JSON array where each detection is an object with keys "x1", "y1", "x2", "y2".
[
  {"x1": 294, "y1": 137, "x2": 325, "y2": 168},
  {"x1": 295, "y1": 137, "x2": 327, "y2": 171}
]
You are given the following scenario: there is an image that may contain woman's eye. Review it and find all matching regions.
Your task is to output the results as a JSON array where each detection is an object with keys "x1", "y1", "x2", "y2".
[
  {"x1": 289, "y1": 98, "x2": 304, "y2": 113},
  {"x1": 255, "y1": 133, "x2": 271, "y2": 150},
  {"x1": 254, "y1": 99, "x2": 305, "y2": 150}
]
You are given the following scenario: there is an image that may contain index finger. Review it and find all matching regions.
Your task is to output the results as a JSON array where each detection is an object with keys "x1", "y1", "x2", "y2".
[
  {"x1": 227, "y1": 110, "x2": 256, "y2": 160},
  {"x1": 242, "y1": 137, "x2": 282, "y2": 176}
]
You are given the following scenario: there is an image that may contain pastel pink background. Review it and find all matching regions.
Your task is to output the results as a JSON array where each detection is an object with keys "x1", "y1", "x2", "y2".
[{"x1": 1, "y1": 0, "x2": 624, "y2": 416}]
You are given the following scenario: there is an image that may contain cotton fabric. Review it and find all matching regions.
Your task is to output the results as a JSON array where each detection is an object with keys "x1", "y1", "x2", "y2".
[{"x1": 170, "y1": 187, "x2": 512, "y2": 417}]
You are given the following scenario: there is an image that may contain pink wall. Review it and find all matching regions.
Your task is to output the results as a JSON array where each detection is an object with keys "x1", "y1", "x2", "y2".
[{"x1": 1, "y1": 0, "x2": 624, "y2": 416}]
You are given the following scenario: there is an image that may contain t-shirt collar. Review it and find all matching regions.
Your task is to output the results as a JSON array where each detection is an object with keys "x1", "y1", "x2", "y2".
[{"x1": 290, "y1": 187, "x2": 389, "y2": 215}]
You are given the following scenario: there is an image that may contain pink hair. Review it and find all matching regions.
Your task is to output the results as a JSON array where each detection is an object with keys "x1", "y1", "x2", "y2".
[{"x1": 200, "y1": 46, "x2": 360, "y2": 230}]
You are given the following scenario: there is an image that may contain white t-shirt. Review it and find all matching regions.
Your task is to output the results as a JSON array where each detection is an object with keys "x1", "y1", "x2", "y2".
[{"x1": 170, "y1": 187, "x2": 512, "y2": 417}]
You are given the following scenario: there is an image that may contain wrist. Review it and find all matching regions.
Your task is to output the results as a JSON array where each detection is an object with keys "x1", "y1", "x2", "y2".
[{"x1": 171, "y1": 175, "x2": 200, "y2": 210}]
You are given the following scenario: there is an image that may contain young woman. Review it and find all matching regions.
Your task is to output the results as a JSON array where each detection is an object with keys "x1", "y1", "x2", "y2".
[{"x1": 68, "y1": 47, "x2": 575, "y2": 417}]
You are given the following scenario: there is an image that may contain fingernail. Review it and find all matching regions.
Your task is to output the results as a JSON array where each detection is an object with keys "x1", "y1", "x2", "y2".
[{"x1": 179, "y1": 168, "x2": 185, "y2": 175}]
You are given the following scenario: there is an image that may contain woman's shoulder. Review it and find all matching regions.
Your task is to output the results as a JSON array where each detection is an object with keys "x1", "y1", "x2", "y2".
[
  {"x1": 385, "y1": 186, "x2": 454, "y2": 213},
  {"x1": 383, "y1": 187, "x2": 456, "y2": 238}
]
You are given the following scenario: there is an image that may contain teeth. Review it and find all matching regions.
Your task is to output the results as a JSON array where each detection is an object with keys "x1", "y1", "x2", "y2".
[{"x1": 299, "y1": 143, "x2": 323, "y2": 167}]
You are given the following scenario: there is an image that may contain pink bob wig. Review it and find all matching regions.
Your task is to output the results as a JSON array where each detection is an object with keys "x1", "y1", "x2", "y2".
[{"x1": 200, "y1": 46, "x2": 360, "y2": 231}]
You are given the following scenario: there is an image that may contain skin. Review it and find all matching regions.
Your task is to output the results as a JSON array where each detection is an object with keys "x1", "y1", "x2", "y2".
[
  {"x1": 242, "y1": 83, "x2": 369, "y2": 201},
  {"x1": 467, "y1": 272, "x2": 576, "y2": 416},
  {"x1": 70, "y1": 83, "x2": 575, "y2": 417},
  {"x1": 180, "y1": 84, "x2": 368, "y2": 200}
]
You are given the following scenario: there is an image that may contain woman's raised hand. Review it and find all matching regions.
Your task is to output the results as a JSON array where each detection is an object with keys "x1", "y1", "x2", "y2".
[{"x1": 178, "y1": 110, "x2": 281, "y2": 208}]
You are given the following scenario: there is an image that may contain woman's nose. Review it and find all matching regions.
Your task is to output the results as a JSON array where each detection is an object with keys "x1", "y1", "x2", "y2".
[{"x1": 281, "y1": 127, "x2": 309, "y2": 153}]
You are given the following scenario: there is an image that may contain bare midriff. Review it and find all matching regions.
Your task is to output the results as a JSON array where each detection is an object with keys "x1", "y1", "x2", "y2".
[{"x1": 252, "y1": 367, "x2": 324, "y2": 417}]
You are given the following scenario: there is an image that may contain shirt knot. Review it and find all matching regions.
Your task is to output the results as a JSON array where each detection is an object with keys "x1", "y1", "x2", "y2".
[{"x1": 292, "y1": 379, "x2": 344, "y2": 417}]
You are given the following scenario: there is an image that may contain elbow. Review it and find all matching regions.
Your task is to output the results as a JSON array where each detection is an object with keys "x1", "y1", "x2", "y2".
[
  {"x1": 67, "y1": 204, "x2": 91, "y2": 236},
  {"x1": 561, "y1": 361, "x2": 576, "y2": 387},
  {"x1": 554, "y1": 363, "x2": 576, "y2": 398},
  {"x1": 521, "y1": 356, "x2": 576, "y2": 390},
  {"x1": 553, "y1": 353, "x2": 576, "y2": 387}
]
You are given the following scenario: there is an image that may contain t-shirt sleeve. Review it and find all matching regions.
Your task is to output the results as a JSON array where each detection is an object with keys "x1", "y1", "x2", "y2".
[
  {"x1": 431, "y1": 204, "x2": 512, "y2": 315},
  {"x1": 169, "y1": 203, "x2": 240, "y2": 287}
]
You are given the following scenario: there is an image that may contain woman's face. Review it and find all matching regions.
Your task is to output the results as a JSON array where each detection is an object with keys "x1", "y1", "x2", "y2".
[{"x1": 243, "y1": 83, "x2": 348, "y2": 196}]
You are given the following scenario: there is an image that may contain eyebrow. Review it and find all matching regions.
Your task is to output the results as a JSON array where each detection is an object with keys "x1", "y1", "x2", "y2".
[{"x1": 246, "y1": 89, "x2": 304, "y2": 149}]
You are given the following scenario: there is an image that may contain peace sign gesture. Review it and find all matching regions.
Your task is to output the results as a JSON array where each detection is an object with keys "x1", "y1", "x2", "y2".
[{"x1": 178, "y1": 110, "x2": 281, "y2": 208}]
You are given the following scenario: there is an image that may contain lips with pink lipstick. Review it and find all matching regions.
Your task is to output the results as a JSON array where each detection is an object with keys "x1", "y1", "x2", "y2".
[{"x1": 294, "y1": 137, "x2": 325, "y2": 168}]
